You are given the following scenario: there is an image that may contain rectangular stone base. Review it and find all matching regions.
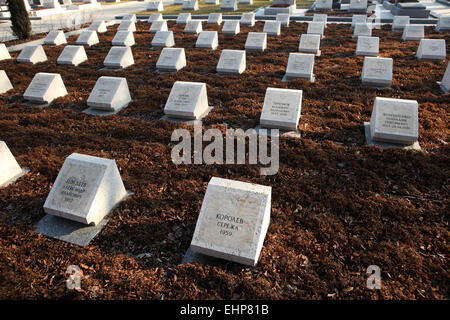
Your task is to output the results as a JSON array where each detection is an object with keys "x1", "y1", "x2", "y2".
[
  {"x1": 23, "y1": 100, "x2": 51, "y2": 109},
  {"x1": 161, "y1": 106, "x2": 213, "y2": 124},
  {"x1": 181, "y1": 246, "x2": 225, "y2": 266},
  {"x1": 364, "y1": 122, "x2": 421, "y2": 150},
  {"x1": 282, "y1": 74, "x2": 315, "y2": 83},
  {"x1": 83, "y1": 101, "x2": 131, "y2": 116}
]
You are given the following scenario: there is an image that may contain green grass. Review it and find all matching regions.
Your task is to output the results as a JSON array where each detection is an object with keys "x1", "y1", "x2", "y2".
[{"x1": 137, "y1": 0, "x2": 315, "y2": 16}]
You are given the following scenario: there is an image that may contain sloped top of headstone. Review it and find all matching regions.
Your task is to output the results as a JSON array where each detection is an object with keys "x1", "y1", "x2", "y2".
[
  {"x1": 0, "y1": 141, "x2": 23, "y2": 187},
  {"x1": 0, "y1": 43, "x2": 11, "y2": 61},
  {"x1": 89, "y1": 20, "x2": 107, "y2": 33},
  {"x1": 44, "y1": 30, "x2": 67, "y2": 46},
  {"x1": 164, "y1": 81, "x2": 209, "y2": 120},
  {"x1": 0, "y1": 70, "x2": 13, "y2": 94},
  {"x1": 87, "y1": 76, "x2": 132, "y2": 112},
  {"x1": 57, "y1": 45, "x2": 88, "y2": 66},
  {"x1": 17, "y1": 45, "x2": 47, "y2": 64},
  {"x1": 177, "y1": 13, "x2": 192, "y2": 24},
  {"x1": 76, "y1": 30, "x2": 99, "y2": 46},
  {"x1": 23, "y1": 72, "x2": 68, "y2": 104}
]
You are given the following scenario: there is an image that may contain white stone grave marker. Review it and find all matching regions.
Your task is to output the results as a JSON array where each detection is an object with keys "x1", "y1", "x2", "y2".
[
  {"x1": 17, "y1": 45, "x2": 47, "y2": 64},
  {"x1": 245, "y1": 32, "x2": 267, "y2": 52},
  {"x1": 164, "y1": 81, "x2": 209, "y2": 120},
  {"x1": 57, "y1": 45, "x2": 88, "y2": 66},
  {"x1": 104, "y1": 46, "x2": 134, "y2": 69},
  {"x1": 222, "y1": 20, "x2": 240, "y2": 35},
  {"x1": 87, "y1": 76, "x2": 131, "y2": 112},
  {"x1": 76, "y1": 30, "x2": 99, "y2": 47},
  {"x1": 216, "y1": 49, "x2": 246, "y2": 75},
  {"x1": 361, "y1": 57, "x2": 393, "y2": 87},
  {"x1": 152, "y1": 31, "x2": 175, "y2": 47},
  {"x1": 156, "y1": 48, "x2": 187, "y2": 72},
  {"x1": 23, "y1": 72, "x2": 67, "y2": 104},
  {"x1": 196, "y1": 31, "x2": 219, "y2": 50},
  {"x1": 260, "y1": 87, "x2": 302, "y2": 131}
]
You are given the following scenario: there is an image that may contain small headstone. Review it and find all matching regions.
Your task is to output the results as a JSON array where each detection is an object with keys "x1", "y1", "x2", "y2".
[
  {"x1": 240, "y1": 12, "x2": 255, "y2": 26},
  {"x1": 23, "y1": 72, "x2": 68, "y2": 104},
  {"x1": 112, "y1": 30, "x2": 135, "y2": 46},
  {"x1": 182, "y1": 0, "x2": 199, "y2": 10},
  {"x1": 207, "y1": 13, "x2": 223, "y2": 25},
  {"x1": 392, "y1": 16, "x2": 410, "y2": 31},
  {"x1": 184, "y1": 20, "x2": 203, "y2": 34},
  {"x1": 402, "y1": 24, "x2": 424, "y2": 41},
  {"x1": 349, "y1": 0, "x2": 367, "y2": 13},
  {"x1": 86, "y1": 76, "x2": 132, "y2": 113},
  {"x1": 221, "y1": 0, "x2": 237, "y2": 11},
  {"x1": 369, "y1": 97, "x2": 418, "y2": 144},
  {"x1": 17, "y1": 45, "x2": 47, "y2": 64},
  {"x1": 356, "y1": 36, "x2": 379, "y2": 57},
  {"x1": 284, "y1": 53, "x2": 315, "y2": 82},
  {"x1": 44, "y1": 30, "x2": 67, "y2": 46},
  {"x1": 351, "y1": 14, "x2": 367, "y2": 28},
  {"x1": 276, "y1": 13, "x2": 290, "y2": 27},
  {"x1": 149, "y1": 20, "x2": 168, "y2": 33},
  {"x1": 222, "y1": 20, "x2": 240, "y2": 35},
  {"x1": 353, "y1": 23, "x2": 372, "y2": 38},
  {"x1": 57, "y1": 45, "x2": 88, "y2": 66},
  {"x1": 196, "y1": 31, "x2": 219, "y2": 50},
  {"x1": 118, "y1": 20, "x2": 136, "y2": 32},
  {"x1": 104, "y1": 46, "x2": 134, "y2": 69},
  {"x1": 436, "y1": 17, "x2": 450, "y2": 32},
  {"x1": 147, "y1": 0, "x2": 163, "y2": 11},
  {"x1": 176, "y1": 13, "x2": 191, "y2": 24},
  {"x1": 43, "y1": 153, "x2": 127, "y2": 226},
  {"x1": 314, "y1": 0, "x2": 332, "y2": 10},
  {"x1": 260, "y1": 87, "x2": 302, "y2": 131},
  {"x1": 312, "y1": 14, "x2": 327, "y2": 27},
  {"x1": 89, "y1": 20, "x2": 107, "y2": 33},
  {"x1": 76, "y1": 30, "x2": 99, "y2": 47},
  {"x1": 307, "y1": 22, "x2": 325, "y2": 38},
  {"x1": 190, "y1": 177, "x2": 271, "y2": 266},
  {"x1": 0, "y1": 70, "x2": 13, "y2": 94},
  {"x1": 156, "y1": 48, "x2": 187, "y2": 72},
  {"x1": 217, "y1": 49, "x2": 246, "y2": 75},
  {"x1": 122, "y1": 14, "x2": 137, "y2": 23},
  {"x1": 416, "y1": 39, "x2": 446, "y2": 61},
  {"x1": 245, "y1": 32, "x2": 267, "y2": 52},
  {"x1": 0, "y1": 141, "x2": 24, "y2": 187},
  {"x1": 298, "y1": 34, "x2": 321, "y2": 56},
  {"x1": 164, "y1": 81, "x2": 209, "y2": 120},
  {"x1": 152, "y1": 31, "x2": 175, "y2": 47},
  {"x1": 148, "y1": 13, "x2": 163, "y2": 23},
  {"x1": 0, "y1": 44, "x2": 11, "y2": 61},
  {"x1": 361, "y1": 57, "x2": 393, "y2": 87},
  {"x1": 263, "y1": 21, "x2": 281, "y2": 36},
  {"x1": 438, "y1": 63, "x2": 450, "y2": 93}
]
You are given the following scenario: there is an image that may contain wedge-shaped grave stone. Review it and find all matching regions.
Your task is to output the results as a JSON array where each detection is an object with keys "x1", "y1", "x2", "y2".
[
  {"x1": 0, "y1": 70, "x2": 13, "y2": 94},
  {"x1": 44, "y1": 30, "x2": 66, "y2": 46},
  {"x1": 76, "y1": 30, "x2": 99, "y2": 47},
  {"x1": 416, "y1": 39, "x2": 446, "y2": 62},
  {"x1": 0, "y1": 43, "x2": 11, "y2": 61},
  {"x1": 208, "y1": 13, "x2": 223, "y2": 25},
  {"x1": 284, "y1": 53, "x2": 315, "y2": 82},
  {"x1": 196, "y1": 31, "x2": 219, "y2": 50},
  {"x1": 156, "y1": 48, "x2": 186, "y2": 72},
  {"x1": 369, "y1": 97, "x2": 418, "y2": 145},
  {"x1": 87, "y1": 76, "x2": 132, "y2": 113},
  {"x1": 222, "y1": 20, "x2": 240, "y2": 35},
  {"x1": 314, "y1": 0, "x2": 332, "y2": 10},
  {"x1": 221, "y1": 0, "x2": 237, "y2": 11},
  {"x1": 298, "y1": 34, "x2": 321, "y2": 56},
  {"x1": 206, "y1": 0, "x2": 219, "y2": 4},
  {"x1": 177, "y1": 13, "x2": 191, "y2": 24},
  {"x1": 352, "y1": 14, "x2": 367, "y2": 28},
  {"x1": 122, "y1": 14, "x2": 137, "y2": 22},
  {"x1": 164, "y1": 81, "x2": 209, "y2": 120},
  {"x1": 17, "y1": 45, "x2": 47, "y2": 64},
  {"x1": 184, "y1": 20, "x2": 202, "y2": 34},
  {"x1": 349, "y1": 0, "x2": 367, "y2": 13},
  {"x1": 150, "y1": 20, "x2": 168, "y2": 33},
  {"x1": 104, "y1": 46, "x2": 134, "y2": 69},
  {"x1": 276, "y1": 13, "x2": 290, "y2": 27},
  {"x1": 245, "y1": 32, "x2": 267, "y2": 52},
  {"x1": 217, "y1": 49, "x2": 246, "y2": 75},
  {"x1": 57, "y1": 45, "x2": 88, "y2": 66},
  {"x1": 240, "y1": 12, "x2": 255, "y2": 26},
  {"x1": 361, "y1": 57, "x2": 393, "y2": 87},
  {"x1": 118, "y1": 20, "x2": 136, "y2": 32},
  {"x1": 353, "y1": 23, "x2": 372, "y2": 38},
  {"x1": 402, "y1": 25, "x2": 424, "y2": 41},
  {"x1": 147, "y1": 0, "x2": 163, "y2": 11},
  {"x1": 263, "y1": 21, "x2": 281, "y2": 36},
  {"x1": 152, "y1": 31, "x2": 175, "y2": 47},
  {"x1": 43, "y1": 153, "x2": 127, "y2": 226},
  {"x1": 307, "y1": 22, "x2": 325, "y2": 38},
  {"x1": 23, "y1": 72, "x2": 67, "y2": 104},
  {"x1": 0, "y1": 141, "x2": 24, "y2": 187},
  {"x1": 260, "y1": 87, "x2": 302, "y2": 131},
  {"x1": 89, "y1": 20, "x2": 107, "y2": 33},
  {"x1": 112, "y1": 30, "x2": 135, "y2": 46},
  {"x1": 148, "y1": 13, "x2": 163, "y2": 23},
  {"x1": 312, "y1": 13, "x2": 327, "y2": 27},
  {"x1": 436, "y1": 17, "x2": 450, "y2": 32},
  {"x1": 183, "y1": 0, "x2": 199, "y2": 10},
  {"x1": 356, "y1": 36, "x2": 379, "y2": 56},
  {"x1": 190, "y1": 177, "x2": 271, "y2": 266},
  {"x1": 392, "y1": 16, "x2": 410, "y2": 31},
  {"x1": 438, "y1": 63, "x2": 450, "y2": 94}
]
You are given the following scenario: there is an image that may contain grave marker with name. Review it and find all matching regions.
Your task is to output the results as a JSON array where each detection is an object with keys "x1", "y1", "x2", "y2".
[
  {"x1": 17, "y1": 45, "x2": 47, "y2": 64},
  {"x1": 307, "y1": 22, "x2": 325, "y2": 38},
  {"x1": 351, "y1": 14, "x2": 367, "y2": 28},
  {"x1": 312, "y1": 13, "x2": 327, "y2": 27},
  {"x1": 217, "y1": 49, "x2": 246, "y2": 75},
  {"x1": 196, "y1": 31, "x2": 219, "y2": 50},
  {"x1": 285, "y1": 53, "x2": 315, "y2": 82},
  {"x1": 222, "y1": 20, "x2": 240, "y2": 35},
  {"x1": 164, "y1": 81, "x2": 209, "y2": 120},
  {"x1": 104, "y1": 46, "x2": 134, "y2": 69},
  {"x1": 314, "y1": 0, "x2": 332, "y2": 10},
  {"x1": 298, "y1": 33, "x2": 321, "y2": 56},
  {"x1": 361, "y1": 57, "x2": 393, "y2": 87},
  {"x1": 147, "y1": 0, "x2": 164, "y2": 11},
  {"x1": 182, "y1": 0, "x2": 199, "y2": 10},
  {"x1": 221, "y1": 0, "x2": 237, "y2": 11},
  {"x1": 263, "y1": 21, "x2": 281, "y2": 36},
  {"x1": 416, "y1": 39, "x2": 446, "y2": 61},
  {"x1": 356, "y1": 36, "x2": 379, "y2": 56},
  {"x1": 276, "y1": 13, "x2": 290, "y2": 27},
  {"x1": 118, "y1": 20, "x2": 136, "y2": 32},
  {"x1": 184, "y1": 20, "x2": 203, "y2": 34},
  {"x1": 112, "y1": 30, "x2": 135, "y2": 46},
  {"x1": 353, "y1": 23, "x2": 372, "y2": 38},
  {"x1": 240, "y1": 12, "x2": 255, "y2": 26},
  {"x1": 89, "y1": 20, "x2": 107, "y2": 33},
  {"x1": 152, "y1": 31, "x2": 175, "y2": 47},
  {"x1": 76, "y1": 30, "x2": 99, "y2": 47},
  {"x1": 260, "y1": 87, "x2": 302, "y2": 131},
  {"x1": 57, "y1": 45, "x2": 88, "y2": 66},
  {"x1": 150, "y1": 20, "x2": 168, "y2": 33},
  {"x1": 156, "y1": 48, "x2": 187, "y2": 72},
  {"x1": 44, "y1": 30, "x2": 67, "y2": 46},
  {"x1": 349, "y1": 0, "x2": 368, "y2": 13},
  {"x1": 245, "y1": 32, "x2": 267, "y2": 52},
  {"x1": 177, "y1": 13, "x2": 192, "y2": 24},
  {"x1": 402, "y1": 25, "x2": 424, "y2": 41},
  {"x1": 208, "y1": 13, "x2": 223, "y2": 25},
  {"x1": 87, "y1": 76, "x2": 132, "y2": 112},
  {"x1": 392, "y1": 16, "x2": 410, "y2": 31},
  {"x1": 148, "y1": 13, "x2": 163, "y2": 23},
  {"x1": 23, "y1": 72, "x2": 68, "y2": 104}
]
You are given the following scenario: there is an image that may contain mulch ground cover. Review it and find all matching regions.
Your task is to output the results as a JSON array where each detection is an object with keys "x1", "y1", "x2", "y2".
[{"x1": 0, "y1": 21, "x2": 448, "y2": 299}]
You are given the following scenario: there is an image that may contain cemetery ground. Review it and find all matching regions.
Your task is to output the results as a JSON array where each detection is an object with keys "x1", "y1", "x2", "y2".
[{"x1": 0, "y1": 21, "x2": 449, "y2": 299}]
